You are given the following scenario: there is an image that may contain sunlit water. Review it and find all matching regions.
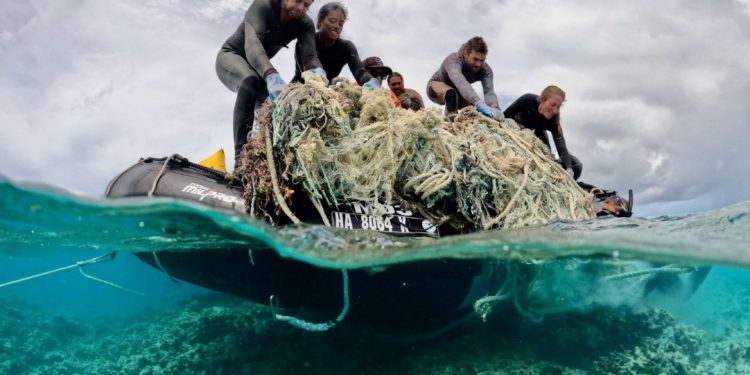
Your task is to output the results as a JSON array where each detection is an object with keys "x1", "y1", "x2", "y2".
[{"x1": 1, "y1": 177, "x2": 749, "y2": 374}]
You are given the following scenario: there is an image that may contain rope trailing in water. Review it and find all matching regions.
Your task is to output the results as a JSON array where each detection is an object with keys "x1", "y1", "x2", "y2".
[
  {"x1": 238, "y1": 73, "x2": 594, "y2": 230},
  {"x1": 473, "y1": 264, "x2": 513, "y2": 322},
  {"x1": 603, "y1": 264, "x2": 696, "y2": 281},
  {"x1": 472, "y1": 262, "x2": 545, "y2": 323},
  {"x1": 266, "y1": 186, "x2": 349, "y2": 331},
  {"x1": 0, "y1": 252, "x2": 143, "y2": 295},
  {"x1": 78, "y1": 267, "x2": 146, "y2": 296},
  {"x1": 151, "y1": 251, "x2": 181, "y2": 285},
  {"x1": 270, "y1": 269, "x2": 350, "y2": 332}
]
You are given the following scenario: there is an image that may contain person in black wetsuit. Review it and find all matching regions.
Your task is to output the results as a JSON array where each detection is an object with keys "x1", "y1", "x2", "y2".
[
  {"x1": 291, "y1": 2, "x2": 379, "y2": 89},
  {"x1": 503, "y1": 85, "x2": 583, "y2": 180},
  {"x1": 216, "y1": 0, "x2": 327, "y2": 164}
]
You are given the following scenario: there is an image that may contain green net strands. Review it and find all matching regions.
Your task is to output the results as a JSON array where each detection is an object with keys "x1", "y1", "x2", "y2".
[{"x1": 239, "y1": 72, "x2": 595, "y2": 231}]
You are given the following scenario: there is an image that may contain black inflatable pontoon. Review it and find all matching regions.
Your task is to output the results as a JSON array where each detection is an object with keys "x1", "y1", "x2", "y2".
[{"x1": 105, "y1": 155, "x2": 707, "y2": 337}]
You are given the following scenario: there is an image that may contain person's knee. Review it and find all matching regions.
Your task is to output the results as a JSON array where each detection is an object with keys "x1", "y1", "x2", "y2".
[
  {"x1": 238, "y1": 75, "x2": 261, "y2": 96},
  {"x1": 216, "y1": 52, "x2": 257, "y2": 92},
  {"x1": 426, "y1": 82, "x2": 444, "y2": 105}
]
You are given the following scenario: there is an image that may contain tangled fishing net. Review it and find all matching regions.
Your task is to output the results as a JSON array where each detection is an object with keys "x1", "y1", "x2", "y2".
[{"x1": 238, "y1": 72, "x2": 594, "y2": 231}]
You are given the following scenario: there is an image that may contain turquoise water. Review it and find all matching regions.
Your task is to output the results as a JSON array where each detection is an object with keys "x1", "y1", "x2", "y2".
[
  {"x1": 1, "y1": 177, "x2": 750, "y2": 374},
  {"x1": 2, "y1": 177, "x2": 748, "y2": 269}
]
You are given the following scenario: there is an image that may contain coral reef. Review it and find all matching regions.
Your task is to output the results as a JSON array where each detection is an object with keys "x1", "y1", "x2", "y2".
[{"x1": 1, "y1": 295, "x2": 748, "y2": 374}]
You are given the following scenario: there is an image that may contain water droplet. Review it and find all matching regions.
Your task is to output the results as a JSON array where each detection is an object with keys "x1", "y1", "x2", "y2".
[
  {"x1": 502, "y1": 245, "x2": 510, "y2": 251},
  {"x1": 612, "y1": 250, "x2": 620, "y2": 258},
  {"x1": 139, "y1": 222, "x2": 145, "y2": 228}
]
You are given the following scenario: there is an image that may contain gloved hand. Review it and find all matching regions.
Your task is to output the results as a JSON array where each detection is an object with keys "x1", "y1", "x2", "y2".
[
  {"x1": 476, "y1": 101, "x2": 505, "y2": 121},
  {"x1": 362, "y1": 77, "x2": 380, "y2": 90},
  {"x1": 265, "y1": 73, "x2": 287, "y2": 101},
  {"x1": 305, "y1": 67, "x2": 329, "y2": 86},
  {"x1": 565, "y1": 168, "x2": 575, "y2": 179}
]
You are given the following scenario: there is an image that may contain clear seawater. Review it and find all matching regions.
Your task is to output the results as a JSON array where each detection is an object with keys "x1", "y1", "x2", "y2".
[{"x1": 1, "y1": 176, "x2": 749, "y2": 374}]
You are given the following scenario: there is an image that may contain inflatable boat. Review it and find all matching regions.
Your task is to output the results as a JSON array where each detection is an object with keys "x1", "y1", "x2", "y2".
[{"x1": 105, "y1": 154, "x2": 706, "y2": 337}]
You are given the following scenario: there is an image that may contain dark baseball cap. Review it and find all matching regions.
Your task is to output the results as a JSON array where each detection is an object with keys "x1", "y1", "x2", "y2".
[{"x1": 362, "y1": 56, "x2": 393, "y2": 77}]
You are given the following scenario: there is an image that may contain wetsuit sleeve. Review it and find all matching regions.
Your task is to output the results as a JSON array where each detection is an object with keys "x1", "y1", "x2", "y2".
[
  {"x1": 503, "y1": 96, "x2": 524, "y2": 121},
  {"x1": 443, "y1": 55, "x2": 481, "y2": 105},
  {"x1": 480, "y1": 66, "x2": 500, "y2": 109},
  {"x1": 243, "y1": 0, "x2": 276, "y2": 77},
  {"x1": 535, "y1": 129, "x2": 552, "y2": 149},
  {"x1": 344, "y1": 41, "x2": 373, "y2": 85},
  {"x1": 551, "y1": 122, "x2": 573, "y2": 170},
  {"x1": 291, "y1": 39, "x2": 304, "y2": 83},
  {"x1": 297, "y1": 18, "x2": 322, "y2": 71}
]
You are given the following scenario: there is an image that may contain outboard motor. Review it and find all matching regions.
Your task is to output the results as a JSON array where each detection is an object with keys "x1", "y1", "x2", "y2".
[{"x1": 578, "y1": 181, "x2": 633, "y2": 217}]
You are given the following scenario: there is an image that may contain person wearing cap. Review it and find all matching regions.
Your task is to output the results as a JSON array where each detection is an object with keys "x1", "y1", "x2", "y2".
[
  {"x1": 388, "y1": 72, "x2": 424, "y2": 111},
  {"x1": 216, "y1": 0, "x2": 328, "y2": 164},
  {"x1": 361, "y1": 56, "x2": 401, "y2": 108},
  {"x1": 504, "y1": 85, "x2": 582, "y2": 180},
  {"x1": 426, "y1": 36, "x2": 504, "y2": 121},
  {"x1": 291, "y1": 2, "x2": 379, "y2": 89}
]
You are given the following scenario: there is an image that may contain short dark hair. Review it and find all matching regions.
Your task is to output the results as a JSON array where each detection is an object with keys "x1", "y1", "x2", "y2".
[
  {"x1": 465, "y1": 36, "x2": 488, "y2": 54},
  {"x1": 388, "y1": 72, "x2": 403, "y2": 83},
  {"x1": 317, "y1": 2, "x2": 348, "y2": 29}
]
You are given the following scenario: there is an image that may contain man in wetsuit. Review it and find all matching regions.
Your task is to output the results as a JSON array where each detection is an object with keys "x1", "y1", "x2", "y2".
[
  {"x1": 426, "y1": 36, "x2": 504, "y2": 120},
  {"x1": 503, "y1": 85, "x2": 582, "y2": 180},
  {"x1": 388, "y1": 72, "x2": 424, "y2": 111},
  {"x1": 291, "y1": 2, "x2": 378, "y2": 88},
  {"x1": 216, "y1": 0, "x2": 327, "y2": 164}
]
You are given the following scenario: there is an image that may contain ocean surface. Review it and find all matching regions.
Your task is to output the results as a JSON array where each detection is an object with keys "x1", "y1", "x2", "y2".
[{"x1": 1, "y1": 176, "x2": 749, "y2": 374}]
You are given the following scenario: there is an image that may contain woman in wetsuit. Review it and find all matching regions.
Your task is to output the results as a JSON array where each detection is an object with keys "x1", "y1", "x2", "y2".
[
  {"x1": 291, "y1": 2, "x2": 379, "y2": 88},
  {"x1": 503, "y1": 85, "x2": 583, "y2": 180}
]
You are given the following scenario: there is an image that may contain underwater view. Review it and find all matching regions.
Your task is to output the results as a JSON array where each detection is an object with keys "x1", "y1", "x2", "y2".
[{"x1": 2, "y1": 177, "x2": 749, "y2": 375}]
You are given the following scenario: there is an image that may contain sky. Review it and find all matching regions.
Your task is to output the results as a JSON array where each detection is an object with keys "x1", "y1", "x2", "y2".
[{"x1": 1, "y1": 0, "x2": 749, "y2": 217}]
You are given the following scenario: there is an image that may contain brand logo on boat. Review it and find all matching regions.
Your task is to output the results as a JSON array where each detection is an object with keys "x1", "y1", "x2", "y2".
[{"x1": 182, "y1": 182, "x2": 242, "y2": 204}]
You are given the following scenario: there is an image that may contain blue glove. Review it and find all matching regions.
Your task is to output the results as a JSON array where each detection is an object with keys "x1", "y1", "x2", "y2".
[
  {"x1": 305, "y1": 67, "x2": 329, "y2": 86},
  {"x1": 476, "y1": 101, "x2": 505, "y2": 121},
  {"x1": 362, "y1": 77, "x2": 380, "y2": 90},
  {"x1": 265, "y1": 73, "x2": 287, "y2": 101}
]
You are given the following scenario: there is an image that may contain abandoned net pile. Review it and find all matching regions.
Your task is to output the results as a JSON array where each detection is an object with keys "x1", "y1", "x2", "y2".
[{"x1": 238, "y1": 73, "x2": 594, "y2": 231}]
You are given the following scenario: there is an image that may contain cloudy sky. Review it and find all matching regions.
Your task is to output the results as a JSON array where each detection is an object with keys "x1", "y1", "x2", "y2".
[{"x1": 1, "y1": 0, "x2": 749, "y2": 217}]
